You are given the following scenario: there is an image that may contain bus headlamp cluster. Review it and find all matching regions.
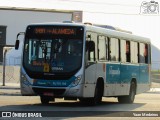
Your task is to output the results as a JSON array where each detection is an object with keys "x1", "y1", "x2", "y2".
[
  {"x1": 21, "y1": 74, "x2": 31, "y2": 86},
  {"x1": 69, "y1": 75, "x2": 82, "y2": 87},
  {"x1": 21, "y1": 74, "x2": 27, "y2": 81}
]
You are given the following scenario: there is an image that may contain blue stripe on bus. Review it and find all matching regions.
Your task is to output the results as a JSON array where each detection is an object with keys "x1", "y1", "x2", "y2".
[
  {"x1": 106, "y1": 63, "x2": 149, "y2": 84},
  {"x1": 33, "y1": 76, "x2": 76, "y2": 87}
]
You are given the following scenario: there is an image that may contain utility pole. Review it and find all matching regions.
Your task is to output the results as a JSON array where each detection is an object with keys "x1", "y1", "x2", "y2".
[{"x1": 2, "y1": 47, "x2": 13, "y2": 86}]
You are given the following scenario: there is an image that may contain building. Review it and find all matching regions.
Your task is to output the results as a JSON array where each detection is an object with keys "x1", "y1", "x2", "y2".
[
  {"x1": 0, "y1": 7, "x2": 83, "y2": 63},
  {"x1": 0, "y1": 26, "x2": 7, "y2": 62},
  {"x1": 1, "y1": 6, "x2": 159, "y2": 70}
]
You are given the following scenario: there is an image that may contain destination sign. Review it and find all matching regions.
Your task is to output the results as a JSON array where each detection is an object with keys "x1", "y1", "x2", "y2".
[{"x1": 34, "y1": 28, "x2": 76, "y2": 35}]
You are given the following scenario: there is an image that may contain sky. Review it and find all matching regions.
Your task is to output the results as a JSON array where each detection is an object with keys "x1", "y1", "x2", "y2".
[{"x1": 1, "y1": 0, "x2": 160, "y2": 49}]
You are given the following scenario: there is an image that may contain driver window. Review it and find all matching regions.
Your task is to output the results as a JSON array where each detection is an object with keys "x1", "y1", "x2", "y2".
[{"x1": 86, "y1": 32, "x2": 97, "y2": 62}]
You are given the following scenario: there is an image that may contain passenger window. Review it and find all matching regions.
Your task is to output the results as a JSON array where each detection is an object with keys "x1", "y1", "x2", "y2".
[
  {"x1": 131, "y1": 41, "x2": 138, "y2": 63},
  {"x1": 86, "y1": 32, "x2": 97, "y2": 62},
  {"x1": 144, "y1": 44, "x2": 148, "y2": 63},
  {"x1": 121, "y1": 40, "x2": 126, "y2": 62},
  {"x1": 121, "y1": 40, "x2": 131, "y2": 63},
  {"x1": 98, "y1": 36, "x2": 106, "y2": 61},
  {"x1": 110, "y1": 38, "x2": 119, "y2": 61},
  {"x1": 126, "y1": 41, "x2": 131, "y2": 62},
  {"x1": 139, "y1": 43, "x2": 145, "y2": 63}
]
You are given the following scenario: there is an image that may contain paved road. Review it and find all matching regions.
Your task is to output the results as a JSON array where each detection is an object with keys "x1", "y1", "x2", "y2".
[
  {"x1": 0, "y1": 90, "x2": 160, "y2": 120},
  {"x1": 0, "y1": 82, "x2": 160, "y2": 120}
]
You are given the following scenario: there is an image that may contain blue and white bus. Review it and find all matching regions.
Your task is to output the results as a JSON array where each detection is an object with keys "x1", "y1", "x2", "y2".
[{"x1": 15, "y1": 22, "x2": 151, "y2": 105}]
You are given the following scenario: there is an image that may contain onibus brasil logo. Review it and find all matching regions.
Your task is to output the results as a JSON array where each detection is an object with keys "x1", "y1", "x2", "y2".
[{"x1": 140, "y1": 1, "x2": 159, "y2": 14}]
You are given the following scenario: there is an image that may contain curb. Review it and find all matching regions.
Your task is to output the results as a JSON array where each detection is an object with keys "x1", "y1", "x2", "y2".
[
  {"x1": 0, "y1": 87, "x2": 20, "y2": 90},
  {"x1": 0, "y1": 92, "x2": 21, "y2": 96},
  {"x1": 149, "y1": 88, "x2": 160, "y2": 92},
  {"x1": 0, "y1": 83, "x2": 20, "y2": 90}
]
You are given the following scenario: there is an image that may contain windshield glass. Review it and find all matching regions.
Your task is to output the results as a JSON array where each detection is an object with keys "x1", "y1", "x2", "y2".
[{"x1": 23, "y1": 25, "x2": 84, "y2": 78}]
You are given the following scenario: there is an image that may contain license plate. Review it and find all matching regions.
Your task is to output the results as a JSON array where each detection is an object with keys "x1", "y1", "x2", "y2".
[{"x1": 43, "y1": 92, "x2": 54, "y2": 96}]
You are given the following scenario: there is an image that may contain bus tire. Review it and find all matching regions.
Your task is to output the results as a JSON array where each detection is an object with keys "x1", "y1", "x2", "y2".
[
  {"x1": 118, "y1": 81, "x2": 136, "y2": 104},
  {"x1": 90, "y1": 79, "x2": 104, "y2": 105},
  {"x1": 79, "y1": 98, "x2": 90, "y2": 105},
  {"x1": 40, "y1": 96, "x2": 53, "y2": 104},
  {"x1": 79, "y1": 79, "x2": 104, "y2": 106}
]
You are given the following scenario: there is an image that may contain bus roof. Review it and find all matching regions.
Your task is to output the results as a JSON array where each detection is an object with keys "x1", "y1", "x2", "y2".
[
  {"x1": 28, "y1": 22, "x2": 151, "y2": 44},
  {"x1": 85, "y1": 25, "x2": 150, "y2": 44}
]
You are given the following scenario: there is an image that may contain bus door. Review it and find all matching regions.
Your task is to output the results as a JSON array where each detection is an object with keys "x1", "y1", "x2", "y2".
[{"x1": 84, "y1": 38, "x2": 97, "y2": 97}]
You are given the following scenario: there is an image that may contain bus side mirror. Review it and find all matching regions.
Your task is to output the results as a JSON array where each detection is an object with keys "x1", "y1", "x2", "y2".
[
  {"x1": 15, "y1": 32, "x2": 25, "y2": 50},
  {"x1": 15, "y1": 40, "x2": 20, "y2": 50},
  {"x1": 86, "y1": 41, "x2": 95, "y2": 52}
]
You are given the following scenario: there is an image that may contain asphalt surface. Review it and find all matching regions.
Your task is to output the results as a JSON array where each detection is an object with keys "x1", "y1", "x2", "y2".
[
  {"x1": 0, "y1": 82, "x2": 160, "y2": 120},
  {"x1": 0, "y1": 81, "x2": 160, "y2": 120}
]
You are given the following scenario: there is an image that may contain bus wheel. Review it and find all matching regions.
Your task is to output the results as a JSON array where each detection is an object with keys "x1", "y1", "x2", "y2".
[
  {"x1": 90, "y1": 80, "x2": 104, "y2": 105},
  {"x1": 118, "y1": 81, "x2": 136, "y2": 103},
  {"x1": 40, "y1": 96, "x2": 53, "y2": 104},
  {"x1": 79, "y1": 98, "x2": 90, "y2": 104}
]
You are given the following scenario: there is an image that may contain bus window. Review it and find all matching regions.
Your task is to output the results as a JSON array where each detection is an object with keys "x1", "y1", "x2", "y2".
[
  {"x1": 139, "y1": 43, "x2": 145, "y2": 63},
  {"x1": 135, "y1": 42, "x2": 138, "y2": 63},
  {"x1": 86, "y1": 40, "x2": 95, "y2": 61},
  {"x1": 148, "y1": 44, "x2": 151, "y2": 64},
  {"x1": 131, "y1": 41, "x2": 138, "y2": 63},
  {"x1": 121, "y1": 40, "x2": 126, "y2": 62},
  {"x1": 106, "y1": 37, "x2": 108, "y2": 61},
  {"x1": 144, "y1": 44, "x2": 148, "y2": 63},
  {"x1": 126, "y1": 41, "x2": 131, "y2": 62},
  {"x1": 98, "y1": 36, "x2": 106, "y2": 61},
  {"x1": 110, "y1": 38, "x2": 119, "y2": 61},
  {"x1": 86, "y1": 32, "x2": 97, "y2": 62}
]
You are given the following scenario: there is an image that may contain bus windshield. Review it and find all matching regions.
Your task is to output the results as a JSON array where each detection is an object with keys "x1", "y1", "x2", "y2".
[{"x1": 23, "y1": 25, "x2": 84, "y2": 79}]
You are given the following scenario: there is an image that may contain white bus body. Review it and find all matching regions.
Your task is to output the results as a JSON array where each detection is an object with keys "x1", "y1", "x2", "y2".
[{"x1": 16, "y1": 22, "x2": 151, "y2": 105}]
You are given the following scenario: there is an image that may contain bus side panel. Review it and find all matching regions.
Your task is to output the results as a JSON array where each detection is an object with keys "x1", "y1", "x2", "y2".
[
  {"x1": 20, "y1": 67, "x2": 36, "y2": 96},
  {"x1": 104, "y1": 63, "x2": 150, "y2": 97},
  {"x1": 96, "y1": 63, "x2": 106, "y2": 95},
  {"x1": 84, "y1": 64, "x2": 97, "y2": 97},
  {"x1": 136, "y1": 64, "x2": 150, "y2": 94},
  {"x1": 105, "y1": 63, "x2": 141, "y2": 96},
  {"x1": 105, "y1": 63, "x2": 121, "y2": 96},
  {"x1": 120, "y1": 64, "x2": 140, "y2": 95}
]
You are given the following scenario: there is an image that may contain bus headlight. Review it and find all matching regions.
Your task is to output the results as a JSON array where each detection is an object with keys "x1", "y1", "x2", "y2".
[
  {"x1": 69, "y1": 75, "x2": 82, "y2": 87},
  {"x1": 21, "y1": 74, "x2": 27, "y2": 81},
  {"x1": 21, "y1": 74, "x2": 31, "y2": 86}
]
